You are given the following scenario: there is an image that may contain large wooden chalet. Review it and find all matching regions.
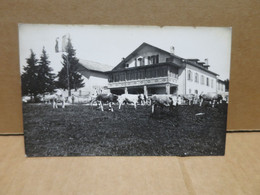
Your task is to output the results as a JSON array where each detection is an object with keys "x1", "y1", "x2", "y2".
[{"x1": 107, "y1": 42, "x2": 224, "y2": 96}]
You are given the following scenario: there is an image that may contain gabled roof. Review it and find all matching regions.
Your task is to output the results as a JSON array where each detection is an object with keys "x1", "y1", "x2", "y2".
[
  {"x1": 112, "y1": 42, "x2": 183, "y2": 71},
  {"x1": 77, "y1": 59, "x2": 113, "y2": 73},
  {"x1": 110, "y1": 42, "x2": 219, "y2": 76}
]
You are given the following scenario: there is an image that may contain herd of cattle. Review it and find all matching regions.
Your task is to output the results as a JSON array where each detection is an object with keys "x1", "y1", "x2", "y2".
[{"x1": 23, "y1": 90, "x2": 228, "y2": 113}]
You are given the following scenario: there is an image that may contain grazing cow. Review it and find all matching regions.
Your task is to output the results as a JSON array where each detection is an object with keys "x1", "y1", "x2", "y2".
[
  {"x1": 180, "y1": 94, "x2": 195, "y2": 105},
  {"x1": 219, "y1": 92, "x2": 229, "y2": 103},
  {"x1": 42, "y1": 94, "x2": 55, "y2": 104},
  {"x1": 95, "y1": 93, "x2": 118, "y2": 112},
  {"x1": 22, "y1": 96, "x2": 31, "y2": 103},
  {"x1": 199, "y1": 92, "x2": 223, "y2": 107},
  {"x1": 52, "y1": 94, "x2": 66, "y2": 109},
  {"x1": 118, "y1": 94, "x2": 144, "y2": 109},
  {"x1": 150, "y1": 94, "x2": 178, "y2": 113}
]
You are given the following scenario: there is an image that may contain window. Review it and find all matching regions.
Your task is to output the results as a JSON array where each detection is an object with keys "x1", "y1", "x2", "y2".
[
  {"x1": 189, "y1": 89, "x2": 191, "y2": 94},
  {"x1": 150, "y1": 55, "x2": 159, "y2": 64},
  {"x1": 148, "y1": 56, "x2": 151, "y2": 65},
  {"x1": 138, "y1": 72, "x2": 142, "y2": 79},
  {"x1": 114, "y1": 74, "x2": 119, "y2": 82},
  {"x1": 135, "y1": 72, "x2": 138, "y2": 80},
  {"x1": 195, "y1": 90, "x2": 198, "y2": 94},
  {"x1": 201, "y1": 75, "x2": 205, "y2": 84},
  {"x1": 162, "y1": 68, "x2": 167, "y2": 77},
  {"x1": 131, "y1": 72, "x2": 135, "y2": 80},
  {"x1": 195, "y1": 73, "x2": 199, "y2": 83},
  {"x1": 206, "y1": 77, "x2": 209, "y2": 86},
  {"x1": 144, "y1": 57, "x2": 148, "y2": 65},
  {"x1": 146, "y1": 70, "x2": 151, "y2": 78},
  {"x1": 188, "y1": 70, "x2": 193, "y2": 81},
  {"x1": 108, "y1": 75, "x2": 112, "y2": 82},
  {"x1": 138, "y1": 57, "x2": 144, "y2": 66},
  {"x1": 221, "y1": 84, "x2": 223, "y2": 91},
  {"x1": 152, "y1": 70, "x2": 156, "y2": 77},
  {"x1": 119, "y1": 73, "x2": 124, "y2": 81},
  {"x1": 211, "y1": 79, "x2": 213, "y2": 88},
  {"x1": 126, "y1": 72, "x2": 130, "y2": 80}
]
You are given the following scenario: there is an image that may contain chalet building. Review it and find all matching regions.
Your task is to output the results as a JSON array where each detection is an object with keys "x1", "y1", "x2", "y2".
[
  {"x1": 107, "y1": 42, "x2": 222, "y2": 96},
  {"x1": 76, "y1": 59, "x2": 113, "y2": 95},
  {"x1": 217, "y1": 79, "x2": 226, "y2": 93}
]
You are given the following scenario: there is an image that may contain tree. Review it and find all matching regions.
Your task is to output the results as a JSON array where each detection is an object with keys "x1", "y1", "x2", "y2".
[
  {"x1": 56, "y1": 38, "x2": 84, "y2": 95},
  {"x1": 37, "y1": 47, "x2": 56, "y2": 95},
  {"x1": 21, "y1": 50, "x2": 39, "y2": 101},
  {"x1": 224, "y1": 79, "x2": 229, "y2": 91}
]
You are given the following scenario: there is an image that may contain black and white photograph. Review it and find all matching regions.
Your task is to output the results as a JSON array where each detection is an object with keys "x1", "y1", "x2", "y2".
[{"x1": 19, "y1": 24, "x2": 231, "y2": 157}]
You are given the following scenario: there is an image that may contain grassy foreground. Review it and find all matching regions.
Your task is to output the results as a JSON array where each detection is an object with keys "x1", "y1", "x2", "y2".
[{"x1": 23, "y1": 103, "x2": 227, "y2": 157}]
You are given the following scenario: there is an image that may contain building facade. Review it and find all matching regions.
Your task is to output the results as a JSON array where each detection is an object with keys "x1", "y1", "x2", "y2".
[
  {"x1": 107, "y1": 43, "x2": 222, "y2": 96},
  {"x1": 76, "y1": 59, "x2": 113, "y2": 95},
  {"x1": 216, "y1": 79, "x2": 226, "y2": 93}
]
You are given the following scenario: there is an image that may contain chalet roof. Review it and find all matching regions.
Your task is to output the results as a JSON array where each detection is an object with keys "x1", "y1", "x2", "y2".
[
  {"x1": 187, "y1": 59, "x2": 200, "y2": 62},
  {"x1": 77, "y1": 59, "x2": 113, "y2": 73},
  {"x1": 112, "y1": 42, "x2": 183, "y2": 71},
  {"x1": 111, "y1": 42, "x2": 219, "y2": 76}
]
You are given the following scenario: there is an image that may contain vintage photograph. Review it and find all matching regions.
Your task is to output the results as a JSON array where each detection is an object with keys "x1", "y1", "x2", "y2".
[{"x1": 19, "y1": 24, "x2": 231, "y2": 157}]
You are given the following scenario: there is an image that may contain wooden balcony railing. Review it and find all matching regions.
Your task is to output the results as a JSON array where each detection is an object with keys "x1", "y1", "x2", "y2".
[{"x1": 108, "y1": 76, "x2": 178, "y2": 88}]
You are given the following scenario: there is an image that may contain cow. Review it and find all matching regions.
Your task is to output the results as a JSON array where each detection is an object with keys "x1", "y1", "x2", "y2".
[
  {"x1": 52, "y1": 94, "x2": 66, "y2": 109},
  {"x1": 219, "y1": 92, "x2": 229, "y2": 103},
  {"x1": 118, "y1": 94, "x2": 144, "y2": 110},
  {"x1": 199, "y1": 92, "x2": 223, "y2": 107},
  {"x1": 22, "y1": 96, "x2": 31, "y2": 103},
  {"x1": 42, "y1": 91, "x2": 66, "y2": 109},
  {"x1": 139, "y1": 94, "x2": 147, "y2": 105},
  {"x1": 150, "y1": 94, "x2": 178, "y2": 113},
  {"x1": 180, "y1": 94, "x2": 195, "y2": 105},
  {"x1": 95, "y1": 93, "x2": 118, "y2": 112}
]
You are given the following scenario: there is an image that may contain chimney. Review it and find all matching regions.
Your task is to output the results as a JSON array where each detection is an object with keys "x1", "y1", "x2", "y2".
[
  {"x1": 170, "y1": 46, "x2": 175, "y2": 55},
  {"x1": 204, "y1": 58, "x2": 208, "y2": 65}
]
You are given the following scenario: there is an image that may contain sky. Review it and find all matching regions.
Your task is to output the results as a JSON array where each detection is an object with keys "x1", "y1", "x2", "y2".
[{"x1": 19, "y1": 24, "x2": 232, "y2": 80}]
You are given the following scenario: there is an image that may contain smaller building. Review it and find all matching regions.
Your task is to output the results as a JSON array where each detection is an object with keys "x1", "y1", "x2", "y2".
[{"x1": 76, "y1": 59, "x2": 113, "y2": 95}]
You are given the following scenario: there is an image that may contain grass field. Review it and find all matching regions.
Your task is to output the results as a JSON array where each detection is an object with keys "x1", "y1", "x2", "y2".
[{"x1": 23, "y1": 103, "x2": 227, "y2": 157}]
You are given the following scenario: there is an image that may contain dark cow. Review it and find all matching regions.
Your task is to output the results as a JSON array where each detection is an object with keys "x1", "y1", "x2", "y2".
[
  {"x1": 199, "y1": 92, "x2": 223, "y2": 107},
  {"x1": 150, "y1": 94, "x2": 178, "y2": 113},
  {"x1": 95, "y1": 93, "x2": 118, "y2": 112}
]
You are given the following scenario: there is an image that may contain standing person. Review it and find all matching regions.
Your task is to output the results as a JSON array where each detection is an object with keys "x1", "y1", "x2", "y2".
[{"x1": 72, "y1": 94, "x2": 75, "y2": 104}]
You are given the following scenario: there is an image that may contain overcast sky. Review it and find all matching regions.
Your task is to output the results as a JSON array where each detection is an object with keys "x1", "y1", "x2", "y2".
[{"x1": 19, "y1": 24, "x2": 232, "y2": 80}]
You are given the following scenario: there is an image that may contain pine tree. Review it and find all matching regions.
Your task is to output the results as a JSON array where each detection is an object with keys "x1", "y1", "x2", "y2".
[
  {"x1": 224, "y1": 79, "x2": 229, "y2": 91},
  {"x1": 21, "y1": 50, "x2": 39, "y2": 101},
  {"x1": 38, "y1": 47, "x2": 56, "y2": 95},
  {"x1": 57, "y1": 38, "x2": 84, "y2": 95}
]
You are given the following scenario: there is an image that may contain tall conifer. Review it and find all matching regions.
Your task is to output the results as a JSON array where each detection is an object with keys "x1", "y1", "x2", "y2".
[
  {"x1": 57, "y1": 38, "x2": 84, "y2": 95},
  {"x1": 21, "y1": 50, "x2": 39, "y2": 101},
  {"x1": 38, "y1": 47, "x2": 56, "y2": 95}
]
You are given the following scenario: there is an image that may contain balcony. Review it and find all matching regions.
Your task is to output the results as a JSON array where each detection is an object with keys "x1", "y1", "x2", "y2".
[{"x1": 108, "y1": 76, "x2": 178, "y2": 88}]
